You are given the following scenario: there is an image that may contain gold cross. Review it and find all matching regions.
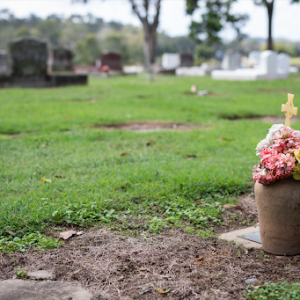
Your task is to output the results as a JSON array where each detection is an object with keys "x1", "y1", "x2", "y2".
[{"x1": 281, "y1": 94, "x2": 298, "y2": 127}]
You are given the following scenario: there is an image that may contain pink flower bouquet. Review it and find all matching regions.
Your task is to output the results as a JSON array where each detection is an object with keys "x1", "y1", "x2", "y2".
[{"x1": 253, "y1": 124, "x2": 300, "y2": 185}]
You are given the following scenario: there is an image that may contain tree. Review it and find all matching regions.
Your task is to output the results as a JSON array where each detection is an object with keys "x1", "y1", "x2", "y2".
[
  {"x1": 253, "y1": 0, "x2": 275, "y2": 50},
  {"x1": 76, "y1": 0, "x2": 162, "y2": 78},
  {"x1": 37, "y1": 18, "x2": 61, "y2": 46},
  {"x1": 129, "y1": 0, "x2": 161, "y2": 76},
  {"x1": 189, "y1": 0, "x2": 300, "y2": 51},
  {"x1": 254, "y1": 0, "x2": 298, "y2": 50},
  {"x1": 76, "y1": 33, "x2": 100, "y2": 65},
  {"x1": 186, "y1": 0, "x2": 248, "y2": 47}
]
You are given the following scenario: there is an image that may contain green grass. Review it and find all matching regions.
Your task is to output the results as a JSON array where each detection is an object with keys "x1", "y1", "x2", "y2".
[
  {"x1": 1, "y1": 75, "x2": 300, "y2": 250},
  {"x1": 244, "y1": 281, "x2": 300, "y2": 299}
]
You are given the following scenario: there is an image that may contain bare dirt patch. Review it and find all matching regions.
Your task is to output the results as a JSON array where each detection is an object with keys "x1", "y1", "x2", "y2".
[
  {"x1": 261, "y1": 116, "x2": 300, "y2": 124},
  {"x1": 1, "y1": 194, "x2": 300, "y2": 300},
  {"x1": 257, "y1": 89, "x2": 292, "y2": 94},
  {"x1": 220, "y1": 114, "x2": 300, "y2": 123},
  {"x1": 95, "y1": 122, "x2": 206, "y2": 133},
  {"x1": 1, "y1": 225, "x2": 300, "y2": 300},
  {"x1": 182, "y1": 92, "x2": 228, "y2": 97}
]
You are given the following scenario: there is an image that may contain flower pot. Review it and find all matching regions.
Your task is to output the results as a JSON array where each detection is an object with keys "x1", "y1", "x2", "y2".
[{"x1": 255, "y1": 176, "x2": 300, "y2": 255}]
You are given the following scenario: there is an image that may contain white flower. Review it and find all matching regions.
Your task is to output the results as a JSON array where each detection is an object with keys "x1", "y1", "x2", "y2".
[{"x1": 255, "y1": 124, "x2": 284, "y2": 155}]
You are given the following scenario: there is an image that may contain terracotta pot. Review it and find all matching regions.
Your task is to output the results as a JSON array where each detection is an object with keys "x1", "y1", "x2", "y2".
[{"x1": 255, "y1": 176, "x2": 300, "y2": 255}]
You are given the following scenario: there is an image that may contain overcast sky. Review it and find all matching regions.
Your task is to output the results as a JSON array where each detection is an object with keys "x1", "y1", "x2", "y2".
[{"x1": 1, "y1": 0, "x2": 300, "y2": 41}]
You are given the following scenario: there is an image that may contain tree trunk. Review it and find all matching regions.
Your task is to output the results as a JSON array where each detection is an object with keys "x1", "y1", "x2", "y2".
[
  {"x1": 142, "y1": 23, "x2": 157, "y2": 81},
  {"x1": 266, "y1": 0, "x2": 274, "y2": 50}
]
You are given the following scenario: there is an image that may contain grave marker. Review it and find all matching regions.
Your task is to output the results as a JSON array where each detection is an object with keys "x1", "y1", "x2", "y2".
[
  {"x1": 9, "y1": 37, "x2": 48, "y2": 78},
  {"x1": 221, "y1": 50, "x2": 241, "y2": 70},
  {"x1": 100, "y1": 52, "x2": 122, "y2": 71},
  {"x1": 50, "y1": 47, "x2": 73, "y2": 72},
  {"x1": 0, "y1": 50, "x2": 8, "y2": 75},
  {"x1": 281, "y1": 93, "x2": 297, "y2": 127},
  {"x1": 162, "y1": 53, "x2": 180, "y2": 70},
  {"x1": 180, "y1": 53, "x2": 193, "y2": 67}
]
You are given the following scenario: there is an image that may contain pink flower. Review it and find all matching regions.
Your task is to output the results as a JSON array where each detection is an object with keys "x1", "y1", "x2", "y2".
[{"x1": 253, "y1": 126, "x2": 300, "y2": 185}]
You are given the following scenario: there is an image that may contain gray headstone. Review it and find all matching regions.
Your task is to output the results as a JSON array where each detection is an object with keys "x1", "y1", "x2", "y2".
[
  {"x1": 238, "y1": 230, "x2": 261, "y2": 244},
  {"x1": 9, "y1": 37, "x2": 48, "y2": 77},
  {"x1": 50, "y1": 47, "x2": 73, "y2": 72},
  {"x1": 180, "y1": 53, "x2": 193, "y2": 67},
  {"x1": 0, "y1": 50, "x2": 8, "y2": 75},
  {"x1": 221, "y1": 50, "x2": 241, "y2": 70},
  {"x1": 248, "y1": 50, "x2": 260, "y2": 65}
]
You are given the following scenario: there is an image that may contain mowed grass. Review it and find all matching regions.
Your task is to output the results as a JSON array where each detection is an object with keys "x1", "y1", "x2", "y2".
[{"x1": 1, "y1": 75, "x2": 300, "y2": 251}]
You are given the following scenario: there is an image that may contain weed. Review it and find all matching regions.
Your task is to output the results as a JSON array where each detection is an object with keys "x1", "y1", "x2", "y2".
[
  {"x1": 244, "y1": 281, "x2": 300, "y2": 300},
  {"x1": 15, "y1": 268, "x2": 27, "y2": 279},
  {"x1": 0, "y1": 233, "x2": 62, "y2": 253}
]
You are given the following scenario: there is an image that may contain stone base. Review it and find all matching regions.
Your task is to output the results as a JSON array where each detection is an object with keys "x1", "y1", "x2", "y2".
[
  {"x1": 0, "y1": 279, "x2": 96, "y2": 300},
  {"x1": 219, "y1": 226, "x2": 262, "y2": 249},
  {"x1": 0, "y1": 74, "x2": 87, "y2": 88}
]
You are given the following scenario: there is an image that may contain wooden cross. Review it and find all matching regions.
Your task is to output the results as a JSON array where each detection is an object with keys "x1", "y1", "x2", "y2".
[{"x1": 281, "y1": 94, "x2": 298, "y2": 127}]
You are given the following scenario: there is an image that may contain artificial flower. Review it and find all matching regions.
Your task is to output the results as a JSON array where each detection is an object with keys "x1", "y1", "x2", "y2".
[{"x1": 253, "y1": 124, "x2": 300, "y2": 185}]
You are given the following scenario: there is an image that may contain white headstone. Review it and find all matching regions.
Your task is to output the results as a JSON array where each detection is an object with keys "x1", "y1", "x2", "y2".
[
  {"x1": 162, "y1": 53, "x2": 180, "y2": 70},
  {"x1": 277, "y1": 53, "x2": 290, "y2": 75},
  {"x1": 211, "y1": 50, "x2": 286, "y2": 80},
  {"x1": 258, "y1": 50, "x2": 277, "y2": 75},
  {"x1": 248, "y1": 51, "x2": 260, "y2": 65},
  {"x1": 221, "y1": 50, "x2": 241, "y2": 70}
]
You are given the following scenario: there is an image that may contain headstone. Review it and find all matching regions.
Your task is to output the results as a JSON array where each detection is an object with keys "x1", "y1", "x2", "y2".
[
  {"x1": 212, "y1": 51, "x2": 283, "y2": 80},
  {"x1": 221, "y1": 50, "x2": 241, "y2": 70},
  {"x1": 100, "y1": 52, "x2": 122, "y2": 71},
  {"x1": 0, "y1": 50, "x2": 8, "y2": 75},
  {"x1": 175, "y1": 66, "x2": 205, "y2": 76},
  {"x1": 9, "y1": 37, "x2": 48, "y2": 77},
  {"x1": 162, "y1": 53, "x2": 180, "y2": 70},
  {"x1": 258, "y1": 50, "x2": 277, "y2": 76},
  {"x1": 50, "y1": 47, "x2": 73, "y2": 72},
  {"x1": 180, "y1": 53, "x2": 193, "y2": 67},
  {"x1": 248, "y1": 50, "x2": 260, "y2": 66},
  {"x1": 277, "y1": 53, "x2": 290, "y2": 75},
  {"x1": 123, "y1": 65, "x2": 144, "y2": 74}
]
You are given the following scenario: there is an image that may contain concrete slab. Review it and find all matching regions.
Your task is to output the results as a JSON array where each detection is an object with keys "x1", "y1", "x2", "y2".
[
  {"x1": 27, "y1": 270, "x2": 55, "y2": 280},
  {"x1": 219, "y1": 226, "x2": 262, "y2": 249},
  {"x1": 0, "y1": 279, "x2": 97, "y2": 300}
]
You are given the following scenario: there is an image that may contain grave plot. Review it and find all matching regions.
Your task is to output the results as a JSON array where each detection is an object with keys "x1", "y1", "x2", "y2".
[
  {"x1": 0, "y1": 197, "x2": 299, "y2": 300},
  {"x1": 96, "y1": 121, "x2": 206, "y2": 132},
  {"x1": 2, "y1": 77, "x2": 300, "y2": 299}
]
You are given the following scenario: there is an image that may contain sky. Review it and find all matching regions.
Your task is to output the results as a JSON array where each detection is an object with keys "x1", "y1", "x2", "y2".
[{"x1": 1, "y1": 0, "x2": 300, "y2": 41}]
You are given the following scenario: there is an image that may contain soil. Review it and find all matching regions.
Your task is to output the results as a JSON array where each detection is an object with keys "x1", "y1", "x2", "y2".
[
  {"x1": 1, "y1": 194, "x2": 300, "y2": 300},
  {"x1": 95, "y1": 121, "x2": 207, "y2": 133},
  {"x1": 221, "y1": 115, "x2": 300, "y2": 123},
  {"x1": 257, "y1": 89, "x2": 292, "y2": 94},
  {"x1": 182, "y1": 92, "x2": 228, "y2": 97},
  {"x1": 261, "y1": 116, "x2": 300, "y2": 124}
]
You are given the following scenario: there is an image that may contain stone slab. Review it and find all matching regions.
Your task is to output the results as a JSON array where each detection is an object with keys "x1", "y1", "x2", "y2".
[
  {"x1": 27, "y1": 270, "x2": 55, "y2": 280},
  {"x1": 238, "y1": 230, "x2": 261, "y2": 244},
  {"x1": 0, "y1": 279, "x2": 97, "y2": 300},
  {"x1": 219, "y1": 226, "x2": 262, "y2": 249}
]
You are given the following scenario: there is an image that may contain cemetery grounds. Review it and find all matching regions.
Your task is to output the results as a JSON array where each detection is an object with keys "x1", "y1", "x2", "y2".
[{"x1": 1, "y1": 75, "x2": 300, "y2": 299}]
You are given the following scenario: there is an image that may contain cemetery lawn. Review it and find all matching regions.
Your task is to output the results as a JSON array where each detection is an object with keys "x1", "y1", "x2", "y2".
[
  {"x1": 2, "y1": 75, "x2": 300, "y2": 298},
  {"x1": 2, "y1": 75, "x2": 300, "y2": 240}
]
